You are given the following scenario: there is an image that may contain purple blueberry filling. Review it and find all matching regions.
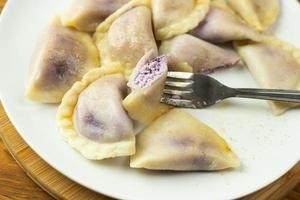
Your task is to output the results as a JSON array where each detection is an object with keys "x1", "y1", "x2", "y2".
[
  {"x1": 200, "y1": 64, "x2": 236, "y2": 74},
  {"x1": 130, "y1": 55, "x2": 168, "y2": 89}
]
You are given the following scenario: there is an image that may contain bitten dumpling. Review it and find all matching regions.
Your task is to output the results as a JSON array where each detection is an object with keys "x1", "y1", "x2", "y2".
[
  {"x1": 130, "y1": 109, "x2": 240, "y2": 171},
  {"x1": 93, "y1": 0, "x2": 157, "y2": 79},
  {"x1": 227, "y1": 0, "x2": 280, "y2": 32},
  {"x1": 235, "y1": 37, "x2": 300, "y2": 115},
  {"x1": 57, "y1": 66, "x2": 135, "y2": 160},
  {"x1": 26, "y1": 16, "x2": 99, "y2": 103},
  {"x1": 190, "y1": 1, "x2": 261, "y2": 43},
  {"x1": 159, "y1": 34, "x2": 240, "y2": 73},
  {"x1": 152, "y1": 0, "x2": 210, "y2": 40},
  {"x1": 61, "y1": 0, "x2": 130, "y2": 32},
  {"x1": 123, "y1": 50, "x2": 171, "y2": 125}
]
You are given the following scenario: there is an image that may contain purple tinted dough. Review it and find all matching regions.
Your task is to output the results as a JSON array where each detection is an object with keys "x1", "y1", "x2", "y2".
[
  {"x1": 37, "y1": 35, "x2": 86, "y2": 90},
  {"x1": 75, "y1": 112, "x2": 105, "y2": 140},
  {"x1": 191, "y1": 156, "x2": 212, "y2": 167},
  {"x1": 75, "y1": 74, "x2": 133, "y2": 143},
  {"x1": 171, "y1": 137, "x2": 195, "y2": 147}
]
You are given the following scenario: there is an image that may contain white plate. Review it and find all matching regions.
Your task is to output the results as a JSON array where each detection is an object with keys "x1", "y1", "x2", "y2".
[{"x1": 0, "y1": 0, "x2": 299, "y2": 199}]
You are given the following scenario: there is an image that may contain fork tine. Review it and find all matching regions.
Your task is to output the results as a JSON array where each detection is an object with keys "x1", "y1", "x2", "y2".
[
  {"x1": 160, "y1": 96, "x2": 195, "y2": 108},
  {"x1": 163, "y1": 89, "x2": 193, "y2": 98},
  {"x1": 165, "y1": 81, "x2": 193, "y2": 88},
  {"x1": 167, "y1": 71, "x2": 194, "y2": 79}
]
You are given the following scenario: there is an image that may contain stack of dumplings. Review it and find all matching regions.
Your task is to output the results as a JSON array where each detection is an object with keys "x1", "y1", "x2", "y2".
[{"x1": 26, "y1": 0, "x2": 299, "y2": 171}]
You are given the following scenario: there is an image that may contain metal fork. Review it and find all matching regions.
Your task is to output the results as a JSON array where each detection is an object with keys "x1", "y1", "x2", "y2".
[{"x1": 160, "y1": 72, "x2": 300, "y2": 108}]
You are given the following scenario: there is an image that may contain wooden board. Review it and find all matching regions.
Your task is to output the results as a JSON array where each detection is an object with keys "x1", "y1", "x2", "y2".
[
  {"x1": 0, "y1": 103, "x2": 110, "y2": 200},
  {"x1": 0, "y1": 1, "x2": 299, "y2": 200}
]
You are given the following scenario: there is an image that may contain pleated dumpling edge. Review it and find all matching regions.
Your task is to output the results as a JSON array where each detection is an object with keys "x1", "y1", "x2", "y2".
[
  {"x1": 93, "y1": 0, "x2": 157, "y2": 79},
  {"x1": 57, "y1": 65, "x2": 135, "y2": 160},
  {"x1": 152, "y1": 0, "x2": 210, "y2": 40},
  {"x1": 93, "y1": 0, "x2": 151, "y2": 41},
  {"x1": 227, "y1": 0, "x2": 280, "y2": 32}
]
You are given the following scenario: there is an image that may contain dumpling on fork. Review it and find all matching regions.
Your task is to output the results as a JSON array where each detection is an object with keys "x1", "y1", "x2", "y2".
[
  {"x1": 123, "y1": 50, "x2": 171, "y2": 125},
  {"x1": 227, "y1": 0, "x2": 280, "y2": 32},
  {"x1": 57, "y1": 66, "x2": 135, "y2": 160},
  {"x1": 151, "y1": 0, "x2": 210, "y2": 40},
  {"x1": 61, "y1": 0, "x2": 130, "y2": 32},
  {"x1": 93, "y1": 0, "x2": 157, "y2": 79},
  {"x1": 159, "y1": 34, "x2": 240, "y2": 73},
  {"x1": 26, "y1": 16, "x2": 99, "y2": 103},
  {"x1": 190, "y1": 0, "x2": 261, "y2": 43},
  {"x1": 235, "y1": 37, "x2": 300, "y2": 115},
  {"x1": 130, "y1": 109, "x2": 240, "y2": 171}
]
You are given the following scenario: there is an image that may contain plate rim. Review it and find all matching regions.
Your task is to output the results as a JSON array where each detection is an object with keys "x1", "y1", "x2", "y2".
[{"x1": 0, "y1": 0, "x2": 299, "y2": 199}]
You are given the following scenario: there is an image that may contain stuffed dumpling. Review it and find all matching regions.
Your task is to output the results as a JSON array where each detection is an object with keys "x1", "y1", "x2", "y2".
[
  {"x1": 130, "y1": 109, "x2": 240, "y2": 171},
  {"x1": 159, "y1": 34, "x2": 240, "y2": 73},
  {"x1": 152, "y1": 0, "x2": 210, "y2": 40},
  {"x1": 235, "y1": 37, "x2": 300, "y2": 115},
  {"x1": 26, "y1": 16, "x2": 99, "y2": 103},
  {"x1": 123, "y1": 50, "x2": 171, "y2": 125},
  {"x1": 190, "y1": 1, "x2": 261, "y2": 43},
  {"x1": 227, "y1": 0, "x2": 280, "y2": 32},
  {"x1": 93, "y1": 0, "x2": 157, "y2": 79},
  {"x1": 61, "y1": 0, "x2": 130, "y2": 32},
  {"x1": 57, "y1": 66, "x2": 135, "y2": 160}
]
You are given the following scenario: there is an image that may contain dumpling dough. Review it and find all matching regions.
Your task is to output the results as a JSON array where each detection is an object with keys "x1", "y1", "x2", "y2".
[
  {"x1": 26, "y1": 16, "x2": 99, "y2": 103},
  {"x1": 227, "y1": 0, "x2": 280, "y2": 32},
  {"x1": 152, "y1": 0, "x2": 210, "y2": 40},
  {"x1": 75, "y1": 75, "x2": 133, "y2": 143},
  {"x1": 130, "y1": 109, "x2": 240, "y2": 171},
  {"x1": 159, "y1": 34, "x2": 240, "y2": 73},
  {"x1": 57, "y1": 66, "x2": 135, "y2": 160},
  {"x1": 123, "y1": 50, "x2": 171, "y2": 125},
  {"x1": 61, "y1": 0, "x2": 130, "y2": 32},
  {"x1": 94, "y1": 0, "x2": 157, "y2": 79},
  {"x1": 235, "y1": 37, "x2": 300, "y2": 115},
  {"x1": 190, "y1": 1, "x2": 261, "y2": 43}
]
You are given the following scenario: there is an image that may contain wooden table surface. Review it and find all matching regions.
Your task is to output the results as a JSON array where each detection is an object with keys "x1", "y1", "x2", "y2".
[{"x1": 0, "y1": 1, "x2": 299, "y2": 200}]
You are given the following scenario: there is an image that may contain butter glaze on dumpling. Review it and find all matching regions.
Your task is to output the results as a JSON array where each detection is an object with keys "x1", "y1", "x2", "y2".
[
  {"x1": 26, "y1": 16, "x2": 99, "y2": 103},
  {"x1": 93, "y1": 0, "x2": 157, "y2": 79},
  {"x1": 235, "y1": 37, "x2": 300, "y2": 115},
  {"x1": 159, "y1": 34, "x2": 240, "y2": 73},
  {"x1": 57, "y1": 66, "x2": 135, "y2": 160},
  {"x1": 130, "y1": 109, "x2": 240, "y2": 171},
  {"x1": 227, "y1": 0, "x2": 280, "y2": 32},
  {"x1": 152, "y1": 0, "x2": 210, "y2": 40},
  {"x1": 61, "y1": 0, "x2": 130, "y2": 32},
  {"x1": 123, "y1": 50, "x2": 171, "y2": 125},
  {"x1": 190, "y1": 1, "x2": 261, "y2": 43}
]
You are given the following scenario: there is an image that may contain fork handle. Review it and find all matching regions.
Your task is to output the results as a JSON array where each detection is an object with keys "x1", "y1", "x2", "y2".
[{"x1": 233, "y1": 88, "x2": 300, "y2": 103}]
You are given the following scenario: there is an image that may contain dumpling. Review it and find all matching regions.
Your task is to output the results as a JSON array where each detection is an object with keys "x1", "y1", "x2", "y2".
[
  {"x1": 26, "y1": 16, "x2": 99, "y2": 103},
  {"x1": 61, "y1": 0, "x2": 130, "y2": 32},
  {"x1": 130, "y1": 109, "x2": 240, "y2": 171},
  {"x1": 57, "y1": 66, "x2": 135, "y2": 160},
  {"x1": 235, "y1": 37, "x2": 300, "y2": 115},
  {"x1": 152, "y1": 0, "x2": 210, "y2": 40},
  {"x1": 159, "y1": 34, "x2": 240, "y2": 73},
  {"x1": 93, "y1": 0, "x2": 157, "y2": 79},
  {"x1": 227, "y1": 0, "x2": 280, "y2": 32},
  {"x1": 190, "y1": 1, "x2": 261, "y2": 43},
  {"x1": 123, "y1": 50, "x2": 171, "y2": 125}
]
